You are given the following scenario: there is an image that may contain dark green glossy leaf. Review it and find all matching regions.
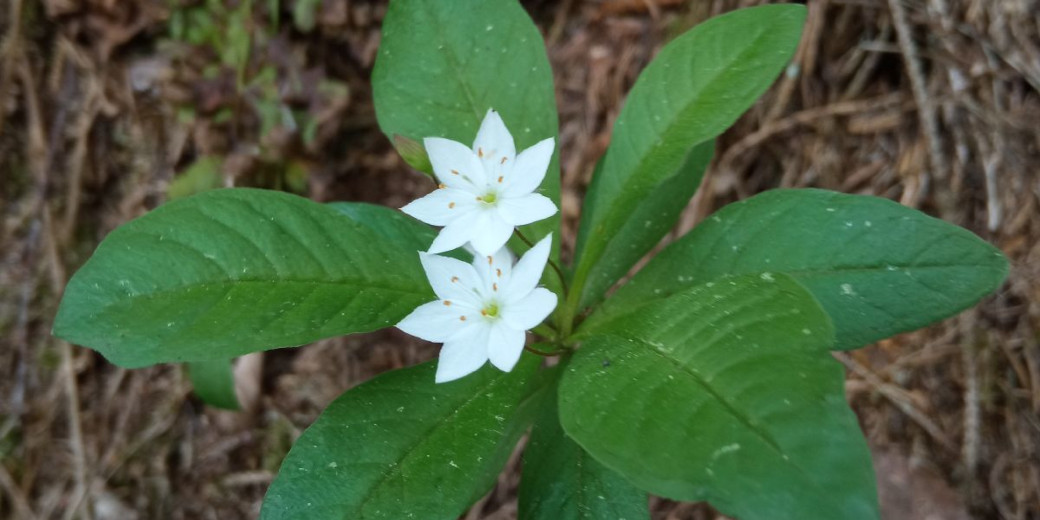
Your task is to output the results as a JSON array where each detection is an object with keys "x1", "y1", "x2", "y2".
[
  {"x1": 327, "y1": 201, "x2": 435, "y2": 251},
  {"x1": 519, "y1": 375, "x2": 648, "y2": 520},
  {"x1": 54, "y1": 188, "x2": 432, "y2": 367},
  {"x1": 579, "y1": 141, "x2": 714, "y2": 310},
  {"x1": 262, "y1": 356, "x2": 542, "y2": 519},
  {"x1": 584, "y1": 189, "x2": 1009, "y2": 349},
  {"x1": 562, "y1": 274, "x2": 878, "y2": 520},
  {"x1": 570, "y1": 5, "x2": 805, "y2": 311},
  {"x1": 188, "y1": 359, "x2": 239, "y2": 410},
  {"x1": 372, "y1": 0, "x2": 560, "y2": 250}
]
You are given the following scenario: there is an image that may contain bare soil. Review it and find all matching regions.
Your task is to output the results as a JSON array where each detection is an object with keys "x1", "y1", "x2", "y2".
[{"x1": 1, "y1": 1, "x2": 1037, "y2": 518}]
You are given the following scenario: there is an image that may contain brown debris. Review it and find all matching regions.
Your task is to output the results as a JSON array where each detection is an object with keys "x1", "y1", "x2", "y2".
[{"x1": 1, "y1": 0, "x2": 1038, "y2": 518}]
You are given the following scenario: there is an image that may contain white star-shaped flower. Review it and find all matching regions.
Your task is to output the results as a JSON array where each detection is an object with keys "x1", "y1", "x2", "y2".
[
  {"x1": 402, "y1": 109, "x2": 557, "y2": 256},
  {"x1": 397, "y1": 234, "x2": 558, "y2": 383}
]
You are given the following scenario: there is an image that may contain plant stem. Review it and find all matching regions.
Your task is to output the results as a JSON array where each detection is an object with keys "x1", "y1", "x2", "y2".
[
  {"x1": 523, "y1": 344, "x2": 558, "y2": 357},
  {"x1": 513, "y1": 228, "x2": 569, "y2": 294},
  {"x1": 532, "y1": 322, "x2": 558, "y2": 340}
]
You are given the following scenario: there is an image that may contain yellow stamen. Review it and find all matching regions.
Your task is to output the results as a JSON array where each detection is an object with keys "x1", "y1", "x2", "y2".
[
  {"x1": 451, "y1": 276, "x2": 459, "y2": 283},
  {"x1": 496, "y1": 268, "x2": 502, "y2": 277},
  {"x1": 459, "y1": 316, "x2": 467, "y2": 321},
  {"x1": 478, "y1": 147, "x2": 484, "y2": 158},
  {"x1": 497, "y1": 175, "x2": 503, "y2": 183},
  {"x1": 448, "y1": 202, "x2": 456, "y2": 208},
  {"x1": 451, "y1": 169, "x2": 459, "y2": 175},
  {"x1": 438, "y1": 183, "x2": 446, "y2": 189},
  {"x1": 492, "y1": 283, "x2": 498, "y2": 291},
  {"x1": 487, "y1": 256, "x2": 493, "y2": 265},
  {"x1": 443, "y1": 300, "x2": 452, "y2": 306},
  {"x1": 500, "y1": 157, "x2": 507, "y2": 165},
  {"x1": 480, "y1": 309, "x2": 488, "y2": 316}
]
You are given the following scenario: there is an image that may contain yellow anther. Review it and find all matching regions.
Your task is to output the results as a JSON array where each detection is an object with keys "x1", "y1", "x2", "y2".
[
  {"x1": 451, "y1": 276, "x2": 459, "y2": 283},
  {"x1": 478, "y1": 147, "x2": 484, "y2": 158},
  {"x1": 459, "y1": 315, "x2": 467, "y2": 321},
  {"x1": 438, "y1": 183, "x2": 446, "y2": 189},
  {"x1": 449, "y1": 202, "x2": 456, "y2": 209},
  {"x1": 492, "y1": 283, "x2": 498, "y2": 291},
  {"x1": 500, "y1": 157, "x2": 507, "y2": 165},
  {"x1": 480, "y1": 309, "x2": 488, "y2": 316},
  {"x1": 451, "y1": 169, "x2": 460, "y2": 175},
  {"x1": 443, "y1": 300, "x2": 452, "y2": 306},
  {"x1": 496, "y1": 268, "x2": 502, "y2": 277},
  {"x1": 497, "y1": 175, "x2": 503, "y2": 183},
  {"x1": 487, "y1": 256, "x2": 493, "y2": 265}
]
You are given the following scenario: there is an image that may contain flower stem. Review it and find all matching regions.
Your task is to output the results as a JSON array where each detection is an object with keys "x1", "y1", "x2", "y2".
[
  {"x1": 524, "y1": 344, "x2": 558, "y2": 357},
  {"x1": 513, "y1": 229, "x2": 569, "y2": 294}
]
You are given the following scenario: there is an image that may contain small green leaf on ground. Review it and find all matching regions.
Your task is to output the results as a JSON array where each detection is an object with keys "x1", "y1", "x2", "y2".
[{"x1": 188, "y1": 358, "x2": 239, "y2": 410}]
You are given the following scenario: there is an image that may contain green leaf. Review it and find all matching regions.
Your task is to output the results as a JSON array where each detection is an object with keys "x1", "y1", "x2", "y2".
[
  {"x1": 584, "y1": 189, "x2": 1010, "y2": 349},
  {"x1": 561, "y1": 274, "x2": 878, "y2": 520},
  {"x1": 261, "y1": 356, "x2": 542, "y2": 519},
  {"x1": 578, "y1": 141, "x2": 713, "y2": 310},
  {"x1": 519, "y1": 374, "x2": 648, "y2": 520},
  {"x1": 372, "y1": 0, "x2": 560, "y2": 248},
  {"x1": 327, "y1": 201, "x2": 436, "y2": 252},
  {"x1": 54, "y1": 188, "x2": 433, "y2": 367},
  {"x1": 188, "y1": 358, "x2": 239, "y2": 410},
  {"x1": 570, "y1": 5, "x2": 805, "y2": 312}
]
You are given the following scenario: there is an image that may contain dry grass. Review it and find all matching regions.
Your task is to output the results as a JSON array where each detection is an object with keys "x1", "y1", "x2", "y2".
[{"x1": 1, "y1": 0, "x2": 1038, "y2": 518}]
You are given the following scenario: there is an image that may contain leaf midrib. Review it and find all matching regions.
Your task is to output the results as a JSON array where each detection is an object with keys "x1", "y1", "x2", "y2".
[
  {"x1": 350, "y1": 374, "x2": 515, "y2": 518},
  {"x1": 578, "y1": 18, "x2": 785, "y2": 300},
  {"x1": 590, "y1": 261, "x2": 1001, "y2": 334},
  {"x1": 83, "y1": 278, "x2": 431, "y2": 307},
  {"x1": 613, "y1": 334, "x2": 844, "y2": 513}
]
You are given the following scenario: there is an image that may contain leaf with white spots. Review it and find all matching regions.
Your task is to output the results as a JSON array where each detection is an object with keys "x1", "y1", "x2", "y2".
[
  {"x1": 373, "y1": 0, "x2": 560, "y2": 255},
  {"x1": 519, "y1": 376, "x2": 649, "y2": 520},
  {"x1": 561, "y1": 274, "x2": 879, "y2": 520},
  {"x1": 583, "y1": 189, "x2": 1009, "y2": 349},
  {"x1": 54, "y1": 189, "x2": 433, "y2": 367},
  {"x1": 261, "y1": 356, "x2": 543, "y2": 519},
  {"x1": 570, "y1": 5, "x2": 805, "y2": 311}
]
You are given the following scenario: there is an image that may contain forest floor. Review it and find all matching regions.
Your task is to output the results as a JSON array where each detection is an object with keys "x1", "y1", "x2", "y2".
[{"x1": 1, "y1": 0, "x2": 1038, "y2": 519}]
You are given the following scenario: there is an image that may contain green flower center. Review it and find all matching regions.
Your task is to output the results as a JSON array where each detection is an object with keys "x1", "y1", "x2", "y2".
[
  {"x1": 481, "y1": 192, "x2": 498, "y2": 204},
  {"x1": 482, "y1": 303, "x2": 500, "y2": 318}
]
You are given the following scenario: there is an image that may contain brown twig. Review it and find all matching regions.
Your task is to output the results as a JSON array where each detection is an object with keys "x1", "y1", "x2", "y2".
[
  {"x1": 888, "y1": 0, "x2": 950, "y2": 185},
  {"x1": 836, "y1": 352, "x2": 959, "y2": 453}
]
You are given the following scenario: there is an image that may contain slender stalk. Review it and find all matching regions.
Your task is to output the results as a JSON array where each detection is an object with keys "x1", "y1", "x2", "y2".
[
  {"x1": 532, "y1": 322, "x2": 558, "y2": 340},
  {"x1": 523, "y1": 344, "x2": 558, "y2": 357}
]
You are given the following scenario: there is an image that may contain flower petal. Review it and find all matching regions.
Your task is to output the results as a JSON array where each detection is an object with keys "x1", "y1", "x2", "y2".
[
  {"x1": 436, "y1": 322, "x2": 491, "y2": 383},
  {"x1": 424, "y1": 137, "x2": 487, "y2": 189},
  {"x1": 401, "y1": 187, "x2": 476, "y2": 226},
  {"x1": 472, "y1": 245, "x2": 514, "y2": 293},
  {"x1": 428, "y1": 219, "x2": 474, "y2": 254},
  {"x1": 502, "y1": 137, "x2": 553, "y2": 195},
  {"x1": 397, "y1": 300, "x2": 465, "y2": 343},
  {"x1": 473, "y1": 109, "x2": 516, "y2": 167},
  {"x1": 487, "y1": 323, "x2": 526, "y2": 372},
  {"x1": 505, "y1": 233, "x2": 552, "y2": 297},
  {"x1": 501, "y1": 287, "x2": 557, "y2": 330},
  {"x1": 469, "y1": 211, "x2": 514, "y2": 257},
  {"x1": 497, "y1": 193, "x2": 558, "y2": 226},
  {"x1": 419, "y1": 253, "x2": 485, "y2": 305}
]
